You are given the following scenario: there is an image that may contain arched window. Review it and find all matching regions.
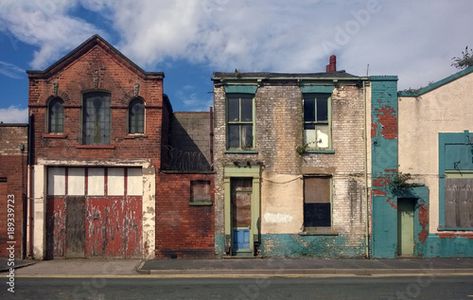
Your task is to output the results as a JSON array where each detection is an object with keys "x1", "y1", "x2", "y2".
[
  {"x1": 128, "y1": 98, "x2": 144, "y2": 134},
  {"x1": 48, "y1": 97, "x2": 64, "y2": 133},
  {"x1": 83, "y1": 92, "x2": 111, "y2": 144}
]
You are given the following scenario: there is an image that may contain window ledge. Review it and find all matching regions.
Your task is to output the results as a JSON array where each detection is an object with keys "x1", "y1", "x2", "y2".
[
  {"x1": 42, "y1": 133, "x2": 67, "y2": 139},
  {"x1": 124, "y1": 134, "x2": 148, "y2": 139},
  {"x1": 304, "y1": 149, "x2": 335, "y2": 154},
  {"x1": 225, "y1": 150, "x2": 258, "y2": 154},
  {"x1": 299, "y1": 228, "x2": 339, "y2": 236},
  {"x1": 76, "y1": 145, "x2": 116, "y2": 149},
  {"x1": 437, "y1": 227, "x2": 473, "y2": 231},
  {"x1": 189, "y1": 201, "x2": 213, "y2": 206}
]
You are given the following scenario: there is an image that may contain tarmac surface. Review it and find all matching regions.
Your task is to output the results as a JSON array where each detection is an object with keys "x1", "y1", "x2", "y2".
[{"x1": 1, "y1": 257, "x2": 473, "y2": 278}]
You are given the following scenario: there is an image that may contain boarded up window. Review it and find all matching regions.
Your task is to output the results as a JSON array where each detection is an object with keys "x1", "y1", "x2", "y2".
[
  {"x1": 48, "y1": 167, "x2": 65, "y2": 196},
  {"x1": 108, "y1": 168, "x2": 124, "y2": 196},
  {"x1": 68, "y1": 168, "x2": 85, "y2": 196},
  {"x1": 304, "y1": 176, "x2": 331, "y2": 227},
  {"x1": 87, "y1": 168, "x2": 104, "y2": 196},
  {"x1": 191, "y1": 180, "x2": 211, "y2": 204},
  {"x1": 445, "y1": 178, "x2": 473, "y2": 228},
  {"x1": 127, "y1": 168, "x2": 143, "y2": 196}
]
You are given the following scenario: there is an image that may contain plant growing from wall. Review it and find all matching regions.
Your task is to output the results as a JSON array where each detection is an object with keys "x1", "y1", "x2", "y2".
[{"x1": 389, "y1": 172, "x2": 422, "y2": 194}]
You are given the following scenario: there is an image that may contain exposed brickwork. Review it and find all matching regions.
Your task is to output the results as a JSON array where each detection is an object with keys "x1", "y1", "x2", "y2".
[
  {"x1": 0, "y1": 125, "x2": 28, "y2": 257},
  {"x1": 213, "y1": 77, "x2": 368, "y2": 256},
  {"x1": 28, "y1": 39, "x2": 163, "y2": 167},
  {"x1": 156, "y1": 173, "x2": 215, "y2": 258}
]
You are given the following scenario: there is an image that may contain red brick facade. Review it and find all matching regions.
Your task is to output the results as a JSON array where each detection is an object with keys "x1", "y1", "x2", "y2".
[
  {"x1": 156, "y1": 173, "x2": 215, "y2": 258},
  {"x1": 0, "y1": 125, "x2": 28, "y2": 258}
]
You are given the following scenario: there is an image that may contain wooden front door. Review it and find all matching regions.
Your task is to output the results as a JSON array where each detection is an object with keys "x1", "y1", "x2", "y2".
[
  {"x1": 398, "y1": 198, "x2": 415, "y2": 257},
  {"x1": 65, "y1": 196, "x2": 86, "y2": 258},
  {"x1": 231, "y1": 178, "x2": 252, "y2": 254}
]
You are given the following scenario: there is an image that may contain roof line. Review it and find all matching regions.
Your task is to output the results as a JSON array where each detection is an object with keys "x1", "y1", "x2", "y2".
[
  {"x1": 27, "y1": 34, "x2": 164, "y2": 79},
  {"x1": 398, "y1": 66, "x2": 473, "y2": 97}
]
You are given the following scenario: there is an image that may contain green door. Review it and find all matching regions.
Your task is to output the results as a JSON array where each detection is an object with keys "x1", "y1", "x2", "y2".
[{"x1": 398, "y1": 198, "x2": 415, "y2": 256}]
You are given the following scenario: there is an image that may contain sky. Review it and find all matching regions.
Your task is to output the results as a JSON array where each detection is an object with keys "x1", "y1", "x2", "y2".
[{"x1": 0, "y1": 0, "x2": 472, "y2": 123}]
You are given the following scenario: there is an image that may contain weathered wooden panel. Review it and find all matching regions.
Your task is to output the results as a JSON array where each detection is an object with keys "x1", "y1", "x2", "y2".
[
  {"x1": 46, "y1": 196, "x2": 66, "y2": 258},
  {"x1": 446, "y1": 178, "x2": 473, "y2": 228},
  {"x1": 65, "y1": 196, "x2": 86, "y2": 257},
  {"x1": 87, "y1": 168, "x2": 105, "y2": 195},
  {"x1": 231, "y1": 178, "x2": 252, "y2": 227},
  {"x1": 68, "y1": 168, "x2": 85, "y2": 196},
  {"x1": 107, "y1": 168, "x2": 124, "y2": 196},
  {"x1": 47, "y1": 167, "x2": 65, "y2": 196},
  {"x1": 85, "y1": 196, "x2": 142, "y2": 257}
]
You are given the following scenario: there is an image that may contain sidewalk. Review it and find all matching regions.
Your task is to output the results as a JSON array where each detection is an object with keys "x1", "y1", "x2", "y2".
[
  {"x1": 139, "y1": 258, "x2": 473, "y2": 277},
  {"x1": 2, "y1": 258, "x2": 473, "y2": 278}
]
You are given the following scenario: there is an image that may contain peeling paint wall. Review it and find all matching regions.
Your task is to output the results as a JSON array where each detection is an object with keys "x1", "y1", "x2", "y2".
[
  {"x1": 399, "y1": 72, "x2": 473, "y2": 233},
  {"x1": 213, "y1": 78, "x2": 369, "y2": 257}
]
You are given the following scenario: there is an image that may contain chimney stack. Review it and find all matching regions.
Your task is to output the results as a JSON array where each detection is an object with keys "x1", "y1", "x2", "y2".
[{"x1": 326, "y1": 55, "x2": 337, "y2": 73}]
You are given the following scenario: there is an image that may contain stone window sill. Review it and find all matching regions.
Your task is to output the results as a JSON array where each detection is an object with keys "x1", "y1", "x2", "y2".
[
  {"x1": 42, "y1": 133, "x2": 68, "y2": 139},
  {"x1": 304, "y1": 149, "x2": 335, "y2": 154},
  {"x1": 299, "y1": 228, "x2": 339, "y2": 236},
  {"x1": 124, "y1": 134, "x2": 148, "y2": 139},
  {"x1": 225, "y1": 150, "x2": 258, "y2": 154},
  {"x1": 189, "y1": 201, "x2": 213, "y2": 206}
]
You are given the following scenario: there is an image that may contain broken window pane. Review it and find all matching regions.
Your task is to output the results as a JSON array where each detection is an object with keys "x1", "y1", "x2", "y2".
[{"x1": 316, "y1": 125, "x2": 329, "y2": 148}]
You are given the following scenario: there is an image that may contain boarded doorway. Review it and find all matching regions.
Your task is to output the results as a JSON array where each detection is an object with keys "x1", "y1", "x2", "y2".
[
  {"x1": 65, "y1": 196, "x2": 86, "y2": 258},
  {"x1": 398, "y1": 198, "x2": 415, "y2": 257},
  {"x1": 231, "y1": 178, "x2": 252, "y2": 255}
]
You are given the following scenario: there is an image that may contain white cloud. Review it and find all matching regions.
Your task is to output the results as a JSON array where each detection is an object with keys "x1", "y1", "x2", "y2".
[
  {"x1": 0, "y1": 61, "x2": 25, "y2": 79},
  {"x1": 0, "y1": 106, "x2": 28, "y2": 123},
  {"x1": 0, "y1": 0, "x2": 472, "y2": 90},
  {"x1": 175, "y1": 84, "x2": 212, "y2": 111},
  {"x1": 0, "y1": 0, "x2": 104, "y2": 69}
]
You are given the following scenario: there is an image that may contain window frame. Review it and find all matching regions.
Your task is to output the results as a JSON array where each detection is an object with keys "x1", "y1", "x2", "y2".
[
  {"x1": 225, "y1": 93, "x2": 255, "y2": 151},
  {"x1": 47, "y1": 97, "x2": 64, "y2": 134},
  {"x1": 302, "y1": 93, "x2": 332, "y2": 151},
  {"x1": 81, "y1": 91, "x2": 112, "y2": 145},
  {"x1": 190, "y1": 180, "x2": 212, "y2": 206},
  {"x1": 303, "y1": 175, "x2": 333, "y2": 230},
  {"x1": 128, "y1": 97, "x2": 145, "y2": 134}
]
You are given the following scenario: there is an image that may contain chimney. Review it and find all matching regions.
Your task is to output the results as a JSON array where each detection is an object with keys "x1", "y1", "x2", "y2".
[{"x1": 325, "y1": 55, "x2": 337, "y2": 73}]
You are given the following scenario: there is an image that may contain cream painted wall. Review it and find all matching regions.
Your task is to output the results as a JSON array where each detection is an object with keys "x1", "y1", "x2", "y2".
[
  {"x1": 261, "y1": 171, "x2": 303, "y2": 234},
  {"x1": 399, "y1": 72, "x2": 473, "y2": 233}
]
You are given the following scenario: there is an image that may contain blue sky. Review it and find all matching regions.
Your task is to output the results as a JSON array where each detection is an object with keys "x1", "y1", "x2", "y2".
[{"x1": 0, "y1": 0, "x2": 472, "y2": 123}]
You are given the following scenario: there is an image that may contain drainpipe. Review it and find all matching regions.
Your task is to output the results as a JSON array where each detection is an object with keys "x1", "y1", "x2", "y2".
[{"x1": 363, "y1": 80, "x2": 370, "y2": 258}]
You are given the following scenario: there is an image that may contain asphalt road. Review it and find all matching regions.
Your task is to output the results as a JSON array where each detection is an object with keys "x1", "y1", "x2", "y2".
[{"x1": 2, "y1": 276, "x2": 473, "y2": 300}]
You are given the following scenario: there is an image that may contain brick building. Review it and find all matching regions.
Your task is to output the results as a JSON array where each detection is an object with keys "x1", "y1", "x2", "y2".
[
  {"x1": 25, "y1": 35, "x2": 214, "y2": 259},
  {"x1": 0, "y1": 124, "x2": 28, "y2": 258},
  {"x1": 212, "y1": 57, "x2": 399, "y2": 257}
]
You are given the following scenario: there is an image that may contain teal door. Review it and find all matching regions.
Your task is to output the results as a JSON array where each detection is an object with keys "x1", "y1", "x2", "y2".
[
  {"x1": 398, "y1": 198, "x2": 415, "y2": 256},
  {"x1": 231, "y1": 178, "x2": 252, "y2": 254}
]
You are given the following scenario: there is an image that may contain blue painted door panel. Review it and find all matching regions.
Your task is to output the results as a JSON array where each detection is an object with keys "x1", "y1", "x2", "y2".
[{"x1": 233, "y1": 228, "x2": 250, "y2": 251}]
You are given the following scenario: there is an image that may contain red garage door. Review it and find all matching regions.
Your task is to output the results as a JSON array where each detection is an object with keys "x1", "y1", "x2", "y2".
[{"x1": 46, "y1": 167, "x2": 143, "y2": 258}]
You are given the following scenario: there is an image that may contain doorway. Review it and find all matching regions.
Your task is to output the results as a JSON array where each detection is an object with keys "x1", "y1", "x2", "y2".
[
  {"x1": 398, "y1": 198, "x2": 415, "y2": 257},
  {"x1": 231, "y1": 178, "x2": 252, "y2": 255}
]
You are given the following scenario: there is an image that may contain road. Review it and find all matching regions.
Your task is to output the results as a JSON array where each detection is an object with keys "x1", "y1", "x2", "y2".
[{"x1": 2, "y1": 276, "x2": 473, "y2": 300}]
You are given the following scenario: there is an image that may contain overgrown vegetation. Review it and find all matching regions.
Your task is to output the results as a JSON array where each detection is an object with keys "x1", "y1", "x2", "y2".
[
  {"x1": 390, "y1": 172, "x2": 422, "y2": 193},
  {"x1": 451, "y1": 46, "x2": 473, "y2": 70}
]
